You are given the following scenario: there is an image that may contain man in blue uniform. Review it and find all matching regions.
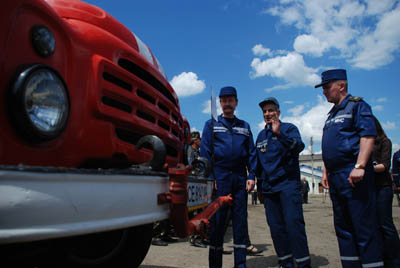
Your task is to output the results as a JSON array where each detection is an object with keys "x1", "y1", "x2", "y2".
[
  {"x1": 317, "y1": 69, "x2": 383, "y2": 268},
  {"x1": 255, "y1": 97, "x2": 311, "y2": 268},
  {"x1": 393, "y1": 149, "x2": 400, "y2": 207},
  {"x1": 200, "y1": 86, "x2": 256, "y2": 268}
]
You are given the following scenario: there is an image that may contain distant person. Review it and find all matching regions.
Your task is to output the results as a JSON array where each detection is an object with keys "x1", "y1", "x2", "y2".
[
  {"x1": 301, "y1": 178, "x2": 310, "y2": 204},
  {"x1": 200, "y1": 86, "x2": 257, "y2": 268},
  {"x1": 255, "y1": 97, "x2": 311, "y2": 268},
  {"x1": 372, "y1": 116, "x2": 400, "y2": 267},
  {"x1": 393, "y1": 149, "x2": 400, "y2": 207},
  {"x1": 317, "y1": 69, "x2": 383, "y2": 267},
  {"x1": 187, "y1": 131, "x2": 201, "y2": 165}
]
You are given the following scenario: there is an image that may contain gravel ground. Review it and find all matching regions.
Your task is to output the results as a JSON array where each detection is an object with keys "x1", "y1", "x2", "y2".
[{"x1": 140, "y1": 194, "x2": 400, "y2": 268}]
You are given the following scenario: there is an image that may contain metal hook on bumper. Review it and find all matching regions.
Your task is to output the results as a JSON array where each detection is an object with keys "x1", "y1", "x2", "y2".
[{"x1": 135, "y1": 135, "x2": 166, "y2": 171}]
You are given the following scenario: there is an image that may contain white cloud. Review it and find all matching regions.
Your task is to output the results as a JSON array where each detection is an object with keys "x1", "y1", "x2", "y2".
[
  {"x1": 377, "y1": 97, "x2": 388, "y2": 103},
  {"x1": 252, "y1": 44, "x2": 272, "y2": 57},
  {"x1": 281, "y1": 5, "x2": 305, "y2": 28},
  {"x1": 288, "y1": 104, "x2": 305, "y2": 116},
  {"x1": 382, "y1": 121, "x2": 397, "y2": 130},
  {"x1": 365, "y1": 0, "x2": 396, "y2": 15},
  {"x1": 202, "y1": 99, "x2": 223, "y2": 116},
  {"x1": 373, "y1": 105, "x2": 384, "y2": 111},
  {"x1": 282, "y1": 95, "x2": 332, "y2": 143},
  {"x1": 170, "y1": 72, "x2": 206, "y2": 97},
  {"x1": 265, "y1": 4, "x2": 305, "y2": 29},
  {"x1": 263, "y1": 0, "x2": 400, "y2": 70},
  {"x1": 293, "y1": 34, "x2": 328, "y2": 57},
  {"x1": 350, "y1": 6, "x2": 400, "y2": 69},
  {"x1": 250, "y1": 52, "x2": 320, "y2": 90},
  {"x1": 284, "y1": 100, "x2": 294, "y2": 104}
]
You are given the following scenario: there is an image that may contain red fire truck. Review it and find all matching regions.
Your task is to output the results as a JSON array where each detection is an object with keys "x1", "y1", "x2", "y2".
[{"x1": 0, "y1": 0, "x2": 228, "y2": 267}]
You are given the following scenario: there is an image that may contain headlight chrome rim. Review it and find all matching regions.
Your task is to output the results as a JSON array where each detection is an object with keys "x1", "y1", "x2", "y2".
[{"x1": 9, "y1": 64, "x2": 69, "y2": 142}]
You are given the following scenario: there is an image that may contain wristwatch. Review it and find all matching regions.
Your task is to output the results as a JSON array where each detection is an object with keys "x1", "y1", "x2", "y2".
[{"x1": 354, "y1": 163, "x2": 364, "y2": 169}]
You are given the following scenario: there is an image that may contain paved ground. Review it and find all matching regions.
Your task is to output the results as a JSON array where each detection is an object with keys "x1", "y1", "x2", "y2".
[{"x1": 140, "y1": 194, "x2": 400, "y2": 268}]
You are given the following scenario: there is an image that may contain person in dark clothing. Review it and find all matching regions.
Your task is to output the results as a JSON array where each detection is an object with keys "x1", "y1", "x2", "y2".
[
  {"x1": 200, "y1": 86, "x2": 257, "y2": 268},
  {"x1": 187, "y1": 131, "x2": 201, "y2": 165},
  {"x1": 317, "y1": 69, "x2": 383, "y2": 267},
  {"x1": 301, "y1": 178, "x2": 310, "y2": 204},
  {"x1": 372, "y1": 116, "x2": 400, "y2": 267},
  {"x1": 256, "y1": 97, "x2": 311, "y2": 268},
  {"x1": 187, "y1": 131, "x2": 208, "y2": 248},
  {"x1": 392, "y1": 149, "x2": 400, "y2": 207}
]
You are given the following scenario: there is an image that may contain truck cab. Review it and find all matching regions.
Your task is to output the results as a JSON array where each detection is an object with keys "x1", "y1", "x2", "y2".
[{"x1": 0, "y1": 0, "x2": 212, "y2": 267}]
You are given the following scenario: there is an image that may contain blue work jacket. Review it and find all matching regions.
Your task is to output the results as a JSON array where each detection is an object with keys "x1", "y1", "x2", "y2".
[
  {"x1": 322, "y1": 94, "x2": 376, "y2": 171},
  {"x1": 393, "y1": 150, "x2": 400, "y2": 187},
  {"x1": 256, "y1": 121, "x2": 305, "y2": 193},
  {"x1": 200, "y1": 115, "x2": 256, "y2": 180}
]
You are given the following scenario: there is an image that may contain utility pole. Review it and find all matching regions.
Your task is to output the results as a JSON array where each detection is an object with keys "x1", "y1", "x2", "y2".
[{"x1": 310, "y1": 137, "x2": 314, "y2": 194}]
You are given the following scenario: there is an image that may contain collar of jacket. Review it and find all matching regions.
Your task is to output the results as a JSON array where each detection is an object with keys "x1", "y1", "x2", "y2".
[
  {"x1": 328, "y1": 94, "x2": 352, "y2": 115},
  {"x1": 218, "y1": 114, "x2": 238, "y2": 129}
]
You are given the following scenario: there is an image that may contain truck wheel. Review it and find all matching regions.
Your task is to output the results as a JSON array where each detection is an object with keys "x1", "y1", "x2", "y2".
[{"x1": 57, "y1": 224, "x2": 153, "y2": 267}]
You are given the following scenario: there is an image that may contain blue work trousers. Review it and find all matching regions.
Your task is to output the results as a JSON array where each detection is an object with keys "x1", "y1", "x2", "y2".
[
  {"x1": 376, "y1": 186, "x2": 400, "y2": 268},
  {"x1": 263, "y1": 186, "x2": 311, "y2": 268},
  {"x1": 209, "y1": 172, "x2": 248, "y2": 268},
  {"x1": 329, "y1": 168, "x2": 383, "y2": 268}
]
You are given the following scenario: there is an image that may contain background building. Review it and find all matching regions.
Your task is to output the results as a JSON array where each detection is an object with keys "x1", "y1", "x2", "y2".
[{"x1": 299, "y1": 154, "x2": 324, "y2": 194}]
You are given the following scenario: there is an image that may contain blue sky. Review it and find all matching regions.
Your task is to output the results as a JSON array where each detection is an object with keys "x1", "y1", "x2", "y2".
[{"x1": 85, "y1": 0, "x2": 400, "y2": 155}]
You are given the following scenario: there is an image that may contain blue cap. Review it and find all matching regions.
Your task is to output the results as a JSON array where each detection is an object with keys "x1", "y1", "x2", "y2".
[
  {"x1": 259, "y1": 97, "x2": 279, "y2": 109},
  {"x1": 315, "y1": 69, "x2": 347, "y2": 88},
  {"x1": 219, "y1": 86, "x2": 237, "y2": 97}
]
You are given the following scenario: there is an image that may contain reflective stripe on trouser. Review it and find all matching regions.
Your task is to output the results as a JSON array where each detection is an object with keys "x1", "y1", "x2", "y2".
[
  {"x1": 263, "y1": 186, "x2": 311, "y2": 268},
  {"x1": 340, "y1": 256, "x2": 384, "y2": 268},
  {"x1": 209, "y1": 172, "x2": 248, "y2": 268},
  {"x1": 329, "y1": 168, "x2": 383, "y2": 268}
]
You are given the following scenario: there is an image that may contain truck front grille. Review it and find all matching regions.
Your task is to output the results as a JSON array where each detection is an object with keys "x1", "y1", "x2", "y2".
[
  {"x1": 118, "y1": 58, "x2": 177, "y2": 107},
  {"x1": 97, "y1": 58, "x2": 182, "y2": 161},
  {"x1": 103, "y1": 72, "x2": 132, "y2": 92},
  {"x1": 101, "y1": 96, "x2": 132, "y2": 113}
]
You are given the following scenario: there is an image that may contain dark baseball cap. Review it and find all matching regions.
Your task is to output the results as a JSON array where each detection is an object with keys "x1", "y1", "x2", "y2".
[
  {"x1": 219, "y1": 86, "x2": 237, "y2": 97},
  {"x1": 259, "y1": 97, "x2": 280, "y2": 109},
  {"x1": 315, "y1": 69, "x2": 347, "y2": 88}
]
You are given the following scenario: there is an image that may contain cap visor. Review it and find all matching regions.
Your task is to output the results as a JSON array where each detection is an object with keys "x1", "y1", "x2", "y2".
[
  {"x1": 258, "y1": 101, "x2": 267, "y2": 108},
  {"x1": 314, "y1": 82, "x2": 327, "y2": 88}
]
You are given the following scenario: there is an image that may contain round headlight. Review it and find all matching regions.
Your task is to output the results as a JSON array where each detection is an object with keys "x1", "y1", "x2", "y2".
[
  {"x1": 31, "y1": 25, "x2": 55, "y2": 57},
  {"x1": 9, "y1": 64, "x2": 69, "y2": 142}
]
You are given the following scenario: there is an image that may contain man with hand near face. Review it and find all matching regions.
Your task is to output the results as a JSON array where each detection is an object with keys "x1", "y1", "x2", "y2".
[
  {"x1": 255, "y1": 97, "x2": 311, "y2": 268},
  {"x1": 200, "y1": 86, "x2": 257, "y2": 268}
]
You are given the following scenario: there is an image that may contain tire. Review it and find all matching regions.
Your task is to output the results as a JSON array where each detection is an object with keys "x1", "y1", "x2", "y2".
[{"x1": 55, "y1": 224, "x2": 153, "y2": 267}]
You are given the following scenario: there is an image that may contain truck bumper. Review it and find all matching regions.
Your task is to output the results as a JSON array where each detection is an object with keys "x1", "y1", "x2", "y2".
[{"x1": 0, "y1": 166, "x2": 169, "y2": 244}]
